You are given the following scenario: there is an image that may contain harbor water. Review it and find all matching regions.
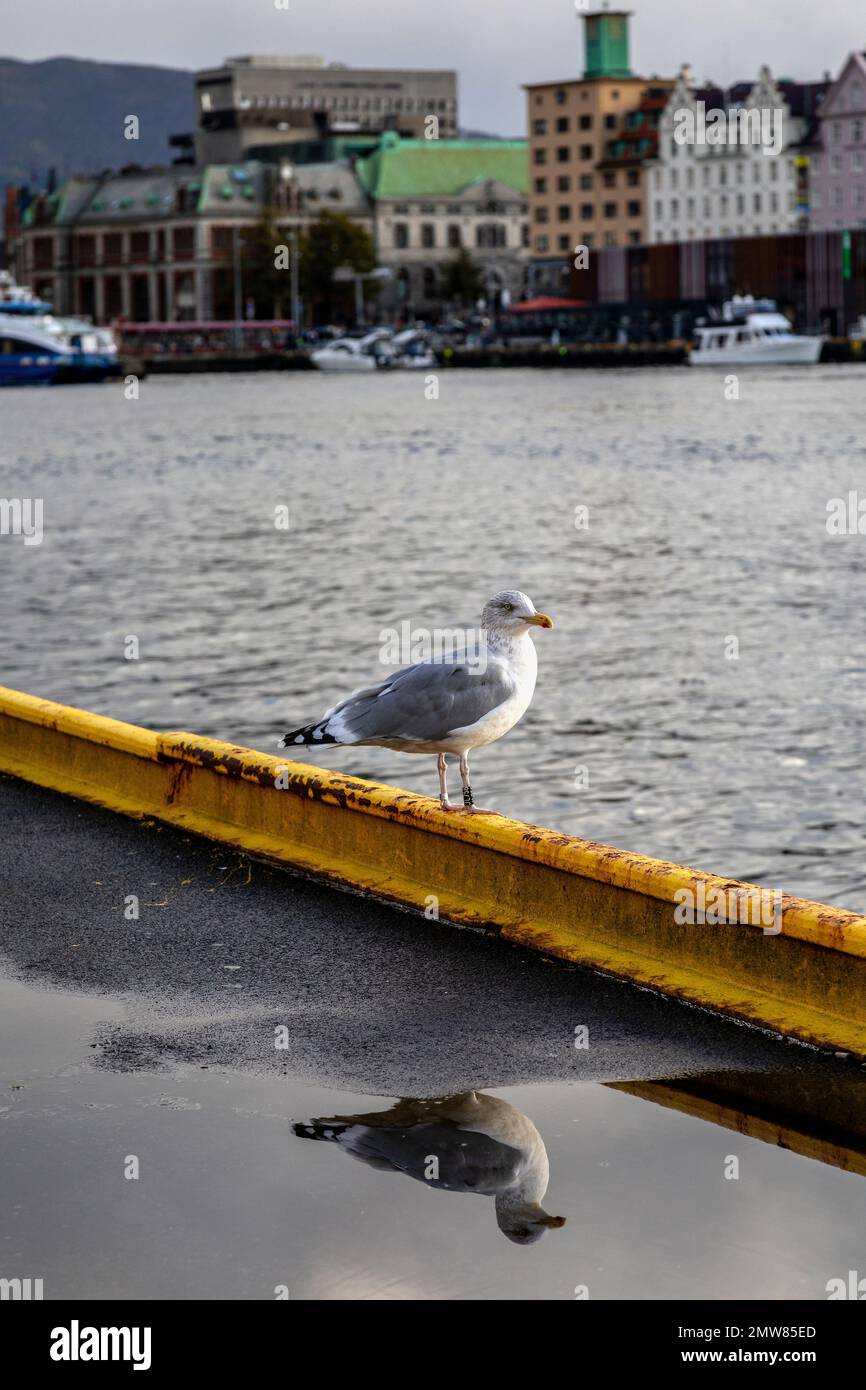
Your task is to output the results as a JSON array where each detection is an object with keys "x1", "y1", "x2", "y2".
[{"x1": 3, "y1": 364, "x2": 866, "y2": 908}]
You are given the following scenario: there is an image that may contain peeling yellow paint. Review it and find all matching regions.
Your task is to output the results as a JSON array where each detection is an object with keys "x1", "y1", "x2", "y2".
[{"x1": 2, "y1": 683, "x2": 866, "y2": 1057}]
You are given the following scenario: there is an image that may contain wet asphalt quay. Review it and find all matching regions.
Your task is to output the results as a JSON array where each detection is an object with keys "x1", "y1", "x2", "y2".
[{"x1": 0, "y1": 772, "x2": 835, "y2": 1094}]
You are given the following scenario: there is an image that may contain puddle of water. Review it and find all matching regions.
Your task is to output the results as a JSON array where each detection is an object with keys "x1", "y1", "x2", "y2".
[{"x1": 2, "y1": 975, "x2": 865, "y2": 1300}]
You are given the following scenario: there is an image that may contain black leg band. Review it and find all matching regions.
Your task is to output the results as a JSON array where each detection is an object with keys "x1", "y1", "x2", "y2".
[{"x1": 463, "y1": 785, "x2": 473, "y2": 807}]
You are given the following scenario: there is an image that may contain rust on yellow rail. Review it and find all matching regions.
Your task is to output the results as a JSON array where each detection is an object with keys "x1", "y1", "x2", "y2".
[{"x1": 2, "y1": 683, "x2": 866, "y2": 1058}]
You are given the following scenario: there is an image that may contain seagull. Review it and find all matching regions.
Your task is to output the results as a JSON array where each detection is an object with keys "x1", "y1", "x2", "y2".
[
  {"x1": 278, "y1": 589, "x2": 553, "y2": 813},
  {"x1": 292, "y1": 1091, "x2": 566, "y2": 1245}
]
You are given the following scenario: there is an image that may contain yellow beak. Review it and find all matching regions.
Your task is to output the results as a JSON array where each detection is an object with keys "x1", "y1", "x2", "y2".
[{"x1": 526, "y1": 612, "x2": 553, "y2": 629}]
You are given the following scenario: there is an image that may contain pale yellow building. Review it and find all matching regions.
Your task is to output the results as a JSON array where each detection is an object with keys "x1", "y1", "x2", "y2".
[{"x1": 525, "y1": 9, "x2": 672, "y2": 292}]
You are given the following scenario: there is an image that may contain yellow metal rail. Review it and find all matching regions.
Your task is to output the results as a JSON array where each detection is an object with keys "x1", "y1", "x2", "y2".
[
  {"x1": 2, "y1": 684, "x2": 866, "y2": 1057},
  {"x1": 611, "y1": 1072, "x2": 866, "y2": 1178}
]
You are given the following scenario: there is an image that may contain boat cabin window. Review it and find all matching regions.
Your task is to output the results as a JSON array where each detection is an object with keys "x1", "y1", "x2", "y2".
[{"x1": 0, "y1": 337, "x2": 37, "y2": 354}]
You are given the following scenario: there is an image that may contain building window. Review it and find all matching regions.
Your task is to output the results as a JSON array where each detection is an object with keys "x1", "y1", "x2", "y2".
[
  {"x1": 172, "y1": 226, "x2": 194, "y2": 260},
  {"x1": 33, "y1": 235, "x2": 54, "y2": 270},
  {"x1": 557, "y1": 175, "x2": 571, "y2": 191},
  {"x1": 395, "y1": 223, "x2": 409, "y2": 248},
  {"x1": 580, "y1": 173, "x2": 593, "y2": 189},
  {"x1": 854, "y1": 150, "x2": 864, "y2": 172},
  {"x1": 556, "y1": 89, "x2": 567, "y2": 105},
  {"x1": 536, "y1": 234, "x2": 549, "y2": 251},
  {"x1": 604, "y1": 114, "x2": 616, "y2": 129},
  {"x1": 534, "y1": 177, "x2": 548, "y2": 193},
  {"x1": 103, "y1": 232, "x2": 123, "y2": 266},
  {"x1": 447, "y1": 224, "x2": 461, "y2": 248},
  {"x1": 76, "y1": 234, "x2": 96, "y2": 267},
  {"x1": 628, "y1": 230, "x2": 640, "y2": 244},
  {"x1": 627, "y1": 200, "x2": 640, "y2": 217},
  {"x1": 533, "y1": 148, "x2": 547, "y2": 164},
  {"x1": 581, "y1": 203, "x2": 594, "y2": 219},
  {"x1": 557, "y1": 146, "x2": 570, "y2": 162},
  {"x1": 579, "y1": 115, "x2": 592, "y2": 130},
  {"x1": 533, "y1": 119, "x2": 547, "y2": 135},
  {"x1": 534, "y1": 207, "x2": 549, "y2": 223},
  {"x1": 603, "y1": 171, "x2": 616, "y2": 187},
  {"x1": 831, "y1": 188, "x2": 842, "y2": 208},
  {"x1": 832, "y1": 121, "x2": 841, "y2": 141},
  {"x1": 557, "y1": 205, "x2": 570, "y2": 221},
  {"x1": 556, "y1": 117, "x2": 569, "y2": 132},
  {"x1": 579, "y1": 145, "x2": 593, "y2": 160},
  {"x1": 604, "y1": 202, "x2": 617, "y2": 217},
  {"x1": 627, "y1": 169, "x2": 639, "y2": 186},
  {"x1": 421, "y1": 223, "x2": 435, "y2": 249},
  {"x1": 831, "y1": 154, "x2": 841, "y2": 173},
  {"x1": 558, "y1": 234, "x2": 571, "y2": 250},
  {"x1": 604, "y1": 231, "x2": 617, "y2": 246}
]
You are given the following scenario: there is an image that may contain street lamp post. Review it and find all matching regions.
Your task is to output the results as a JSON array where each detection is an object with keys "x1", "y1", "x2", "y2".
[
  {"x1": 333, "y1": 265, "x2": 393, "y2": 328},
  {"x1": 281, "y1": 162, "x2": 302, "y2": 333},
  {"x1": 232, "y1": 225, "x2": 243, "y2": 351}
]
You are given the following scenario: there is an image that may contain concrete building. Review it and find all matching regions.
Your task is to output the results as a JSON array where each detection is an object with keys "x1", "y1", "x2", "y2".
[
  {"x1": 354, "y1": 132, "x2": 529, "y2": 316},
  {"x1": 195, "y1": 56, "x2": 458, "y2": 165},
  {"x1": 16, "y1": 160, "x2": 371, "y2": 322},
  {"x1": 525, "y1": 8, "x2": 673, "y2": 293},
  {"x1": 648, "y1": 66, "x2": 828, "y2": 244},
  {"x1": 810, "y1": 51, "x2": 866, "y2": 231}
]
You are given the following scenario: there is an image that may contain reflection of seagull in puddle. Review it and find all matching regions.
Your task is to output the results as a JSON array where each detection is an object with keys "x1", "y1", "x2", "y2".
[{"x1": 292, "y1": 1090, "x2": 565, "y2": 1245}]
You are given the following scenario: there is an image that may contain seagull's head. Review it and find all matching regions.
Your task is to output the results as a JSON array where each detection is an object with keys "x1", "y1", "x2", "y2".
[
  {"x1": 496, "y1": 1201, "x2": 567, "y2": 1245},
  {"x1": 482, "y1": 590, "x2": 553, "y2": 638}
]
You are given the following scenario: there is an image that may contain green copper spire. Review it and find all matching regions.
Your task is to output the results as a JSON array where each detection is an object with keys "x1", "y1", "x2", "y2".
[{"x1": 583, "y1": 7, "x2": 633, "y2": 80}]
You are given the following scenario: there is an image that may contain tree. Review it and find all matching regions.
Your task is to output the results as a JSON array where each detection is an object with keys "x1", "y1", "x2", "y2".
[
  {"x1": 240, "y1": 208, "x2": 291, "y2": 320},
  {"x1": 439, "y1": 248, "x2": 484, "y2": 311},
  {"x1": 298, "y1": 210, "x2": 377, "y2": 325}
]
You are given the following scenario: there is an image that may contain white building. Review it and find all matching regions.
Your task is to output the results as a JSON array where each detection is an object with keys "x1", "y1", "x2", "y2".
[{"x1": 647, "y1": 66, "x2": 827, "y2": 244}]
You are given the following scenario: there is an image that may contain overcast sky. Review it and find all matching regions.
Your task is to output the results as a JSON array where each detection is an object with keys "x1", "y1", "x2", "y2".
[{"x1": 4, "y1": 0, "x2": 862, "y2": 132}]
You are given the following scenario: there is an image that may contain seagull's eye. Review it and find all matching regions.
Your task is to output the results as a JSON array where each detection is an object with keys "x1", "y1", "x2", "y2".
[{"x1": 502, "y1": 603, "x2": 514, "y2": 612}]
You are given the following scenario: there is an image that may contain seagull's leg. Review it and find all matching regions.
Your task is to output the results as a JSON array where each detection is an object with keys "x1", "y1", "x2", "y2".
[
  {"x1": 437, "y1": 752, "x2": 457, "y2": 810},
  {"x1": 457, "y1": 750, "x2": 499, "y2": 815}
]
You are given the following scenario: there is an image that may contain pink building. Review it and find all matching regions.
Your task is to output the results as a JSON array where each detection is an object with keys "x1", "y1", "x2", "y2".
[{"x1": 811, "y1": 51, "x2": 866, "y2": 231}]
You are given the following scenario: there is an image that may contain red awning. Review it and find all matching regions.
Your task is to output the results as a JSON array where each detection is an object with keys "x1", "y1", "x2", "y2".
[{"x1": 507, "y1": 297, "x2": 588, "y2": 313}]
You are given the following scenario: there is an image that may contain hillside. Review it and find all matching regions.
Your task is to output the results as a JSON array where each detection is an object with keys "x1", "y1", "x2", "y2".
[{"x1": 0, "y1": 56, "x2": 194, "y2": 188}]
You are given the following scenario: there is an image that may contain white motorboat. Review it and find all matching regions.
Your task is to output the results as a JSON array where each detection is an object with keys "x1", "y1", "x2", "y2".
[
  {"x1": 310, "y1": 331, "x2": 391, "y2": 372},
  {"x1": 390, "y1": 328, "x2": 437, "y2": 370},
  {"x1": 690, "y1": 297, "x2": 823, "y2": 366},
  {"x1": 310, "y1": 327, "x2": 436, "y2": 372}
]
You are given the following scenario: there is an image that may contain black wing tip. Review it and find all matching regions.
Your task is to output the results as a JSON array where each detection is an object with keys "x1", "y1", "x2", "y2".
[{"x1": 278, "y1": 723, "x2": 339, "y2": 749}]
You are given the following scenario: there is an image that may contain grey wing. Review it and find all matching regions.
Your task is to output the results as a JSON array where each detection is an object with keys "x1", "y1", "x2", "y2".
[
  {"x1": 339, "y1": 1122, "x2": 524, "y2": 1195},
  {"x1": 324, "y1": 656, "x2": 516, "y2": 745}
]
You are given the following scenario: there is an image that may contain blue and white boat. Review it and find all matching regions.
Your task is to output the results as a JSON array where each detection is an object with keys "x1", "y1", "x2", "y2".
[{"x1": 0, "y1": 271, "x2": 119, "y2": 385}]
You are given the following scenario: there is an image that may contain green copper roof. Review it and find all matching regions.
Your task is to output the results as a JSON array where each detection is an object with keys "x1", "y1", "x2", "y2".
[{"x1": 356, "y1": 136, "x2": 529, "y2": 199}]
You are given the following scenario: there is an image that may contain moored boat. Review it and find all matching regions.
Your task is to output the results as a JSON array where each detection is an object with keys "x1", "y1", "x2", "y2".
[
  {"x1": 0, "y1": 272, "x2": 119, "y2": 385},
  {"x1": 689, "y1": 296, "x2": 823, "y2": 366}
]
